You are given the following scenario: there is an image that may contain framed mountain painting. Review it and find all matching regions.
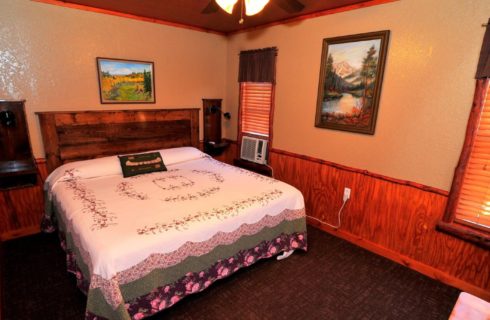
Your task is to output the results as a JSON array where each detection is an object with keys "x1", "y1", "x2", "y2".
[
  {"x1": 96, "y1": 58, "x2": 155, "y2": 104},
  {"x1": 315, "y1": 30, "x2": 390, "y2": 134}
]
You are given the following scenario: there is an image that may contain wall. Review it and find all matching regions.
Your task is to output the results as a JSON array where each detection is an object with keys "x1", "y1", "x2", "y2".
[
  {"x1": 1, "y1": 0, "x2": 488, "y2": 299},
  {"x1": 225, "y1": 0, "x2": 490, "y2": 191},
  {"x1": 0, "y1": 0, "x2": 228, "y2": 158}
]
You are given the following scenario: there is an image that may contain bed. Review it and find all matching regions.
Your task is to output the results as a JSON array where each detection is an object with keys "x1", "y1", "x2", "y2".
[{"x1": 37, "y1": 109, "x2": 307, "y2": 320}]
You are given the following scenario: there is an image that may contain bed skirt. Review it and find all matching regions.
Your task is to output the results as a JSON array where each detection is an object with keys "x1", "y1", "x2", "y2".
[{"x1": 42, "y1": 208, "x2": 307, "y2": 320}]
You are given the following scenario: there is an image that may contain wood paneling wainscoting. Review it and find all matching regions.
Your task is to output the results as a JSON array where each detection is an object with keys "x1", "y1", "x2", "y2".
[
  {"x1": 0, "y1": 159, "x2": 48, "y2": 240},
  {"x1": 2, "y1": 142, "x2": 488, "y2": 300},
  {"x1": 221, "y1": 140, "x2": 489, "y2": 300}
]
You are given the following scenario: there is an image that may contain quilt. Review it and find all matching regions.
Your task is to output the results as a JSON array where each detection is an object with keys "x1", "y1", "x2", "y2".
[{"x1": 42, "y1": 147, "x2": 307, "y2": 320}]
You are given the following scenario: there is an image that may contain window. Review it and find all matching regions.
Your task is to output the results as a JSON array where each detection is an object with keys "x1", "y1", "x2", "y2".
[
  {"x1": 240, "y1": 82, "x2": 273, "y2": 137},
  {"x1": 439, "y1": 79, "x2": 490, "y2": 248},
  {"x1": 237, "y1": 47, "x2": 277, "y2": 150},
  {"x1": 453, "y1": 82, "x2": 490, "y2": 231},
  {"x1": 438, "y1": 20, "x2": 490, "y2": 248}
]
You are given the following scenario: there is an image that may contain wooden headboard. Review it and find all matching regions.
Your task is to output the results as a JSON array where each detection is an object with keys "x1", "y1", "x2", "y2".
[{"x1": 37, "y1": 109, "x2": 199, "y2": 173}]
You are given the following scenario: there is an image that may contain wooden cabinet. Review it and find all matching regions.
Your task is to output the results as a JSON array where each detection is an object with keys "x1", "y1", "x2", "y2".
[
  {"x1": 0, "y1": 159, "x2": 47, "y2": 240},
  {"x1": 0, "y1": 100, "x2": 44, "y2": 240}
]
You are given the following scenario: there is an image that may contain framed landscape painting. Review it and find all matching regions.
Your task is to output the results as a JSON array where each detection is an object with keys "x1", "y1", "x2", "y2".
[
  {"x1": 97, "y1": 58, "x2": 155, "y2": 104},
  {"x1": 315, "y1": 30, "x2": 390, "y2": 134}
]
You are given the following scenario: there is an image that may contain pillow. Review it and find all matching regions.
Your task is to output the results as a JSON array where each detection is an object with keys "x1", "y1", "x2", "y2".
[
  {"x1": 158, "y1": 147, "x2": 207, "y2": 166},
  {"x1": 45, "y1": 156, "x2": 122, "y2": 191},
  {"x1": 118, "y1": 152, "x2": 167, "y2": 178},
  {"x1": 45, "y1": 147, "x2": 206, "y2": 191}
]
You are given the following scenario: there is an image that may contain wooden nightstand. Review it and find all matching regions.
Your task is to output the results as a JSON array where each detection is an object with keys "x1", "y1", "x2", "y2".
[
  {"x1": 233, "y1": 158, "x2": 273, "y2": 177},
  {"x1": 204, "y1": 141, "x2": 229, "y2": 157},
  {"x1": 0, "y1": 100, "x2": 43, "y2": 240}
]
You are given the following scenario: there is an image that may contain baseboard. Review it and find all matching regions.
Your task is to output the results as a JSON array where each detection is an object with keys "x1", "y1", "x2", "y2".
[
  {"x1": 307, "y1": 218, "x2": 490, "y2": 302},
  {"x1": 0, "y1": 226, "x2": 40, "y2": 241}
]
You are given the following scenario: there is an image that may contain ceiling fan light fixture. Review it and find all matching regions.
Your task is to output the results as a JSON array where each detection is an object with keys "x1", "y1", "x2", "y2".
[
  {"x1": 216, "y1": 0, "x2": 238, "y2": 14},
  {"x1": 245, "y1": 0, "x2": 270, "y2": 16}
]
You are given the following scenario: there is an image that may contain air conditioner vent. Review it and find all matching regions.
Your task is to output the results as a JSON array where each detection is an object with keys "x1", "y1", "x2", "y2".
[{"x1": 240, "y1": 136, "x2": 268, "y2": 164}]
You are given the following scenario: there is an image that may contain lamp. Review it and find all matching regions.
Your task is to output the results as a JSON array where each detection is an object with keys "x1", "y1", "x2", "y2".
[
  {"x1": 209, "y1": 105, "x2": 231, "y2": 120},
  {"x1": 244, "y1": 0, "x2": 270, "y2": 16},
  {"x1": 216, "y1": 0, "x2": 237, "y2": 14},
  {"x1": 216, "y1": 0, "x2": 270, "y2": 16}
]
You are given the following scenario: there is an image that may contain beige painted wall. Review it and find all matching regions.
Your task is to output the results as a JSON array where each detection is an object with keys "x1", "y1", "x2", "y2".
[
  {"x1": 0, "y1": 0, "x2": 227, "y2": 157},
  {"x1": 225, "y1": 0, "x2": 490, "y2": 191},
  {"x1": 2, "y1": 0, "x2": 489, "y2": 191}
]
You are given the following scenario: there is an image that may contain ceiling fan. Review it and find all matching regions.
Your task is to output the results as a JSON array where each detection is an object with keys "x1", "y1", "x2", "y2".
[{"x1": 202, "y1": 0, "x2": 305, "y2": 20}]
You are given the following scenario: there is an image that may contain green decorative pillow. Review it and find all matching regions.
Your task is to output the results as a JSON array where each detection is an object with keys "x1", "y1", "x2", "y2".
[{"x1": 118, "y1": 152, "x2": 167, "y2": 178}]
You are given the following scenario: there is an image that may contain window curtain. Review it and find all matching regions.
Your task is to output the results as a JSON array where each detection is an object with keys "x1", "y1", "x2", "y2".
[
  {"x1": 238, "y1": 47, "x2": 278, "y2": 83},
  {"x1": 476, "y1": 18, "x2": 490, "y2": 79}
]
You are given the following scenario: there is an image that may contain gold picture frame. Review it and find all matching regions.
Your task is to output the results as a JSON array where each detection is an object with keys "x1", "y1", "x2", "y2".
[{"x1": 97, "y1": 57, "x2": 155, "y2": 104}]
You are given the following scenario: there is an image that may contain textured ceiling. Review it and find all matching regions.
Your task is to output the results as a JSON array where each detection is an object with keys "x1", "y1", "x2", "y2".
[{"x1": 61, "y1": 0, "x2": 372, "y2": 34}]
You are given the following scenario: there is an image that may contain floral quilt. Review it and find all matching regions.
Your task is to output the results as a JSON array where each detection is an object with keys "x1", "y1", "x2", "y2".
[{"x1": 42, "y1": 147, "x2": 307, "y2": 320}]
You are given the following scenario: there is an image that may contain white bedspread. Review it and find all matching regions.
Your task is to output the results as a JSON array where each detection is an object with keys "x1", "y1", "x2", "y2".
[{"x1": 46, "y1": 148, "x2": 305, "y2": 280}]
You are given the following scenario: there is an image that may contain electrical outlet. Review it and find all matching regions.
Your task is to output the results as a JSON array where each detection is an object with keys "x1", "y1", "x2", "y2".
[{"x1": 343, "y1": 187, "x2": 351, "y2": 201}]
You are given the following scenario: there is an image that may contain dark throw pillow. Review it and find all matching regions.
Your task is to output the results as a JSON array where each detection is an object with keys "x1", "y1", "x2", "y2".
[{"x1": 118, "y1": 152, "x2": 167, "y2": 178}]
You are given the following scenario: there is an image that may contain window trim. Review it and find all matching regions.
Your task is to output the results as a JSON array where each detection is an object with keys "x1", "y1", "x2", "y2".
[
  {"x1": 437, "y1": 78, "x2": 490, "y2": 249},
  {"x1": 237, "y1": 82, "x2": 276, "y2": 157}
]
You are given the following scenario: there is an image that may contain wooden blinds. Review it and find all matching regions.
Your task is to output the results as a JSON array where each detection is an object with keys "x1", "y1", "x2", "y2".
[
  {"x1": 455, "y1": 81, "x2": 490, "y2": 231},
  {"x1": 240, "y1": 82, "x2": 273, "y2": 136}
]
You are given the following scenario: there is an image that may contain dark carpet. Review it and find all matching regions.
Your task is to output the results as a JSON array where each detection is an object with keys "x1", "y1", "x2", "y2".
[{"x1": 1, "y1": 226, "x2": 460, "y2": 320}]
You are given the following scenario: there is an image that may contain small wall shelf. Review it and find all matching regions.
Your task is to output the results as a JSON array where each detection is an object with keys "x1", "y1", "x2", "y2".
[{"x1": 203, "y1": 98, "x2": 229, "y2": 156}]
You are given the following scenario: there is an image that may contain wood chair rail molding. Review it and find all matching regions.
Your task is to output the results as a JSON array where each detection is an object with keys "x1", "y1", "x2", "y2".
[
  {"x1": 222, "y1": 139, "x2": 448, "y2": 196},
  {"x1": 220, "y1": 140, "x2": 489, "y2": 300},
  {"x1": 270, "y1": 148, "x2": 448, "y2": 196}
]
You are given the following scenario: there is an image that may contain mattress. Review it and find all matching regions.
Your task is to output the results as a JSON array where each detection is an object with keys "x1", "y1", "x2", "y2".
[{"x1": 42, "y1": 147, "x2": 307, "y2": 320}]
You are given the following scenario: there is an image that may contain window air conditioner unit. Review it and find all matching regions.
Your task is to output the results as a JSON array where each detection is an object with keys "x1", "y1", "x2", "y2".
[{"x1": 240, "y1": 136, "x2": 268, "y2": 164}]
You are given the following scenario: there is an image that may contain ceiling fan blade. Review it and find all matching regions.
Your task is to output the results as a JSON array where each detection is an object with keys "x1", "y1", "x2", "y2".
[
  {"x1": 201, "y1": 0, "x2": 219, "y2": 14},
  {"x1": 276, "y1": 0, "x2": 305, "y2": 13}
]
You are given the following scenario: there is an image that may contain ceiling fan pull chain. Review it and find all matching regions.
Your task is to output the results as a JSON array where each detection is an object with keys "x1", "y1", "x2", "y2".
[{"x1": 239, "y1": 0, "x2": 244, "y2": 24}]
